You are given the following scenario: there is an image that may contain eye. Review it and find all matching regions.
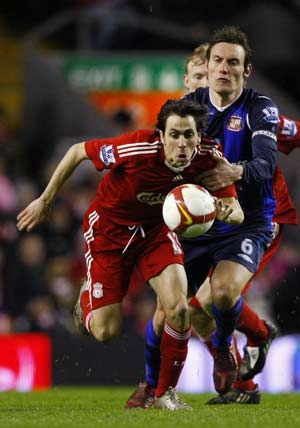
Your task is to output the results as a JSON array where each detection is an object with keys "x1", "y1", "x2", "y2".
[{"x1": 184, "y1": 130, "x2": 194, "y2": 138}]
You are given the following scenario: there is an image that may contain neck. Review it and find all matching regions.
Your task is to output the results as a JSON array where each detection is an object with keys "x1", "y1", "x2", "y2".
[{"x1": 209, "y1": 88, "x2": 243, "y2": 108}]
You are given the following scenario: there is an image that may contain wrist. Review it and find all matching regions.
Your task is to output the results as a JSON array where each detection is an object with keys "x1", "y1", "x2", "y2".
[{"x1": 232, "y1": 163, "x2": 244, "y2": 182}]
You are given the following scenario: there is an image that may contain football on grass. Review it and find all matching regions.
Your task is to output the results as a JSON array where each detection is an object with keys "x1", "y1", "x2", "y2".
[{"x1": 162, "y1": 184, "x2": 216, "y2": 237}]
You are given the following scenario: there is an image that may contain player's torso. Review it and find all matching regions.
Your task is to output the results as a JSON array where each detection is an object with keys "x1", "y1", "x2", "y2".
[
  {"x1": 191, "y1": 88, "x2": 276, "y2": 228},
  {"x1": 97, "y1": 147, "x2": 216, "y2": 226}
]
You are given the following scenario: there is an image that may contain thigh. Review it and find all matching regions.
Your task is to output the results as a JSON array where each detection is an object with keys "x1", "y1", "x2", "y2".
[
  {"x1": 242, "y1": 226, "x2": 283, "y2": 294},
  {"x1": 87, "y1": 250, "x2": 134, "y2": 310},
  {"x1": 92, "y1": 302, "x2": 123, "y2": 336},
  {"x1": 137, "y1": 225, "x2": 184, "y2": 284},
  {"x1": 185, "y1": 253, "x2": 212, "y2": 297},
  {"x1": 211, "y1": 230, "x2": 273, "y2": 274},
  {"x1": 211, "y1": 259, "x2": 253, "y2": 298},
  {"x1": 149, "y1": 264, "x2": 188, "y2": 313},
  {"x1": 195, "y1": 276, "x2": 213, "y2": 313}
]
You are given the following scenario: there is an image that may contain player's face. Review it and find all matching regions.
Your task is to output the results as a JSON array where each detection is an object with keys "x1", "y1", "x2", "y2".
[
  {"x1": 160, "y1": 114, "x2": 200, "y2": 168},
  {"x1": 184, "y1": 60, "x2": 208, "y2": 91},
  {"x1": 208, "y1": 42, "x2": 250, "y2": 101}
]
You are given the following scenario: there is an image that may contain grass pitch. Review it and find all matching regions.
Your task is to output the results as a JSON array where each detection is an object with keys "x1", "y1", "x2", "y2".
[{"x1": 0, "y1": 387, "x2": 299, "y2": 428}]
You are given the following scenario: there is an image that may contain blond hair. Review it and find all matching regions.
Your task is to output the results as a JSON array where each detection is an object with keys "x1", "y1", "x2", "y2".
[{"x1": 184, "y1": 43, "x2": 209, "y2": 74}]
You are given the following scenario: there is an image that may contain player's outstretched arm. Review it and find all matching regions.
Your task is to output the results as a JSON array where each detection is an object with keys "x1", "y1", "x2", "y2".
[
  {"x1": 215, "y1": 197, "x2": 244, "y2": 225},
  {"x1": 17, "y1": 142, "x2": 88, "y2": 232}
]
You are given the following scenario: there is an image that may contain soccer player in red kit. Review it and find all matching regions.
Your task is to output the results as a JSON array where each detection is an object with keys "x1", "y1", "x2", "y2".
[{"x1": 17, "y1": 98, "x2": 244, "y2": 410}]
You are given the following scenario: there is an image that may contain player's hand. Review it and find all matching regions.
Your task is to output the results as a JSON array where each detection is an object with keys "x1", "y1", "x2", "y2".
[
  {"x1": 17, "y1": 197, "x2": 51, "y2": 232},
  {"x1": 195, "y1": 152, "x2": 242, "y2": 191},
  {"x1": 214, "y1": 198, "x2": 233, "y2": 222}
]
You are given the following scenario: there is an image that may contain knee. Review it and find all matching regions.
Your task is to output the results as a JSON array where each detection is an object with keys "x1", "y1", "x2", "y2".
[
  {"x1": 166, "y1": 301, "x2": 189, "y2": 329},
  {"x1": 92, "y1": 324, "x2": 122, "y2": 342},
  {"x1": 211, "y1": 279, "x2": 237, "y2": 310}
]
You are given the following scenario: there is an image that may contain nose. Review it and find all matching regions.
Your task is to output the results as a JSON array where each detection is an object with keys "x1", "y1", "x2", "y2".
[
  {"x1": 178, "y1": 136, "x2": 187, "y2": 148},
  {"x1": 219, "y1": 60, "x2": 229, "y2": 74}
]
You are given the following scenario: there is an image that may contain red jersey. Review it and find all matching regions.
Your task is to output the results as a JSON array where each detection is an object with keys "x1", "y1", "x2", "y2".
[
  {"x1": 84, "y1": 129, "x2": 237, "y2": 226},
  {"x1": 278, "y1": 115, "x2": 300, "y2": 155}
]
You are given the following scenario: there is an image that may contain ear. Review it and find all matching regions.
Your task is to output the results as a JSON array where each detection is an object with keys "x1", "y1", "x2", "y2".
[
  {"x1": 243, "y1": 64, "x2": 252, "y2": 79},
  {"x1": 183, "y1": 74, "x2": 189, "y2": 90},
  {"x1": 198, "y1": 133, "x2": 201, "y2": 143},
  {"x1": 159, "y1": 129, "x2": 165, "y2": 144}
]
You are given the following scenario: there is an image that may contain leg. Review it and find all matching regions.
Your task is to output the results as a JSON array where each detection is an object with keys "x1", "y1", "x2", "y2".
[
  {"x1": 149, "y1": 263, "x2": 192, "y2": 410},
  {"x1": 125, "y1": 298, "x2": 165, "y2": 409},
  {"x1": 210, "y1": 260, "x2": 252, "y2": 348},
  {"x1": 90, "y1": 303, "x2": 123, "y2": 342},
  {"x1": 208, "y1": 261, "x2": 252, "y2": 394}
]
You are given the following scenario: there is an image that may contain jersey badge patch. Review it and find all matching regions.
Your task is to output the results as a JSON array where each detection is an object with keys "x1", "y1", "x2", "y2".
[
  {"x1": 262, "y1": 106, "x2": 279, "y2": 124},
  {"x1": 227, "y1": 115, "x2": 243, "y2": 132},
  {"x1": 281, "y1": 118, "x2": 297, "y2": 137},
  {"x1": 100, "y1": 144, "x2": 116, "y2": 166}
]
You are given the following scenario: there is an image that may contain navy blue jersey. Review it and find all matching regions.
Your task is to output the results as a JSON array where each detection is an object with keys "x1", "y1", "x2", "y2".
[{"x1": 184, "y1": 87, "x2": 279, "y2": 237}]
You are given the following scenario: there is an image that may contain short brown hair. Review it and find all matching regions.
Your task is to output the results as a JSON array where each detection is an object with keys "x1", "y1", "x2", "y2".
[
  {"x1": 156, "y1": 98, "x2": 209, "y2": 134},
  {"x1": 207, "y1": 26, "x2": 252, "y2": 68},
  {"x1": 184, "y1": 43, "x2": 209, "y2": 74}
]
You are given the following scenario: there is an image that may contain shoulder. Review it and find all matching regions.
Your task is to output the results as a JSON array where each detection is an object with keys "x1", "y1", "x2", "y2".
[
  {"x1": 244, "y1": 89, "x2": 279, "y2": 127},
  {"x1": 115, "y1": 129, "x2": 160, "y2": 159},
  {"x1": 184, "y1": 87, "x2": 209, "y2": 103}
]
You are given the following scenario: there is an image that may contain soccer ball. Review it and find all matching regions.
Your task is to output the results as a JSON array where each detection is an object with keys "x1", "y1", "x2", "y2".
[{"x1": 162, "y1": 184, "x2": 216, "y2": 238}]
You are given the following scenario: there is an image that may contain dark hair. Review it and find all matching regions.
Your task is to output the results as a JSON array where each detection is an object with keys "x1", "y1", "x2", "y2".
[
  {"x1": 155, "y1": 98, "x2": 209, "y2": 134},
  {"x1": 207, "y1": 26, "x2": 252, "y2": 68}
]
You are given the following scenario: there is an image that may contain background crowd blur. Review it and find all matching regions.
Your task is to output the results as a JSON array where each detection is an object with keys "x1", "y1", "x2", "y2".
[{"x1": 1, "y1": 0, "x2": 300, "y2": 386}]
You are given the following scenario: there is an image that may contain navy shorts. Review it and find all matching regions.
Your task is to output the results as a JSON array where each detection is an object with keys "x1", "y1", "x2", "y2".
[{"x1": 182, "y1": 229, "x2": 273, "y2": 295}]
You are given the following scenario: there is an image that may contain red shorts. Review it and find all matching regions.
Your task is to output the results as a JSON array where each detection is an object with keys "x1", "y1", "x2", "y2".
[
  {"x1": 242, "y1": 226, "x2": 283, "y2": 294},
  {"x1": 83, "y1": 202, "x2": 184, "y2": 309}
]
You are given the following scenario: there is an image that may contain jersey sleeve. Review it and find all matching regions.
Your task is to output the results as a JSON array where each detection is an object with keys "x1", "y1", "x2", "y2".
[
  {"x1": 212, "y1": 184, "x2": 237, "y2": 199},
  {"x1": 243, "y1": 96, "x2": 279, "y2": 184},
  {"x1": 84, "y1": 130, "x2": 148, "y2": 171},
  {"x1": 277, "y1": 115, "x2": 300, "y2": 155}
]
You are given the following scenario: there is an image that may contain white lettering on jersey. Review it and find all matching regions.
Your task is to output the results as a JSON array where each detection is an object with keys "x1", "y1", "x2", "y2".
[
  {"x1": 137, "y1": 192, "x2": 166, "y2": 205},
  {"x1": 252, "y1": 130, "x2": 277, "y2": 141}
]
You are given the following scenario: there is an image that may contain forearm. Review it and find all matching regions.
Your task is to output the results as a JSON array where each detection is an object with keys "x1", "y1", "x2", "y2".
[
  {"x1": 241, "y1": 137, "x2": 277, "y2": 184},
  {"x1": 41, "y1": 143, "x2": 87, "y2": 205}
]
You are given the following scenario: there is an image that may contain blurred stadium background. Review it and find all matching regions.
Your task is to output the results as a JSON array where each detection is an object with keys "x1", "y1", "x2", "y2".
[{"x1": 0, "y1": 0, "x2": 300, "y2": 392}]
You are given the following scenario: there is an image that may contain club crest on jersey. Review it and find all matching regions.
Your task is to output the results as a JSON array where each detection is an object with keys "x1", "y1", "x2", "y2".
[
  {"x1": 137, "y1": 192, "x2": 166, "y2": 205},
  {"x1": 227, "y1": 115, "x2": 243, "y2": 132},
  {"x1": 100, "y1": 144, "x2": 116, "y2": 166},
  {"x1": 262, "y1": 106, "x2": 279, "y2": 124},
  {"x1": 281, "y1": 118, "x2": 297, "y2": 137},
  {"x1": 93, "y1": 282, "x2": 103, "y2": 299}
]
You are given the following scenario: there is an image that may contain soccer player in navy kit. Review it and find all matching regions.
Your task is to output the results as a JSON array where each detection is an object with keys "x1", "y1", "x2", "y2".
[
  {"x1": 126, "y1": 28, "x2": 300, "y2": 409},
  {"x1": 182, "y1": 27, "x2": 280, "y2": 395},
  {"x1": 126, "y1": 26, "x2": 295, "y2": 408}
]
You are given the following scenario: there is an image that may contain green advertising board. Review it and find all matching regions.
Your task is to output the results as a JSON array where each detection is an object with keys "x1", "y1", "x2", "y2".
[{"x1": 64, "y1": 55, "x2": 186, "y2": 92}]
